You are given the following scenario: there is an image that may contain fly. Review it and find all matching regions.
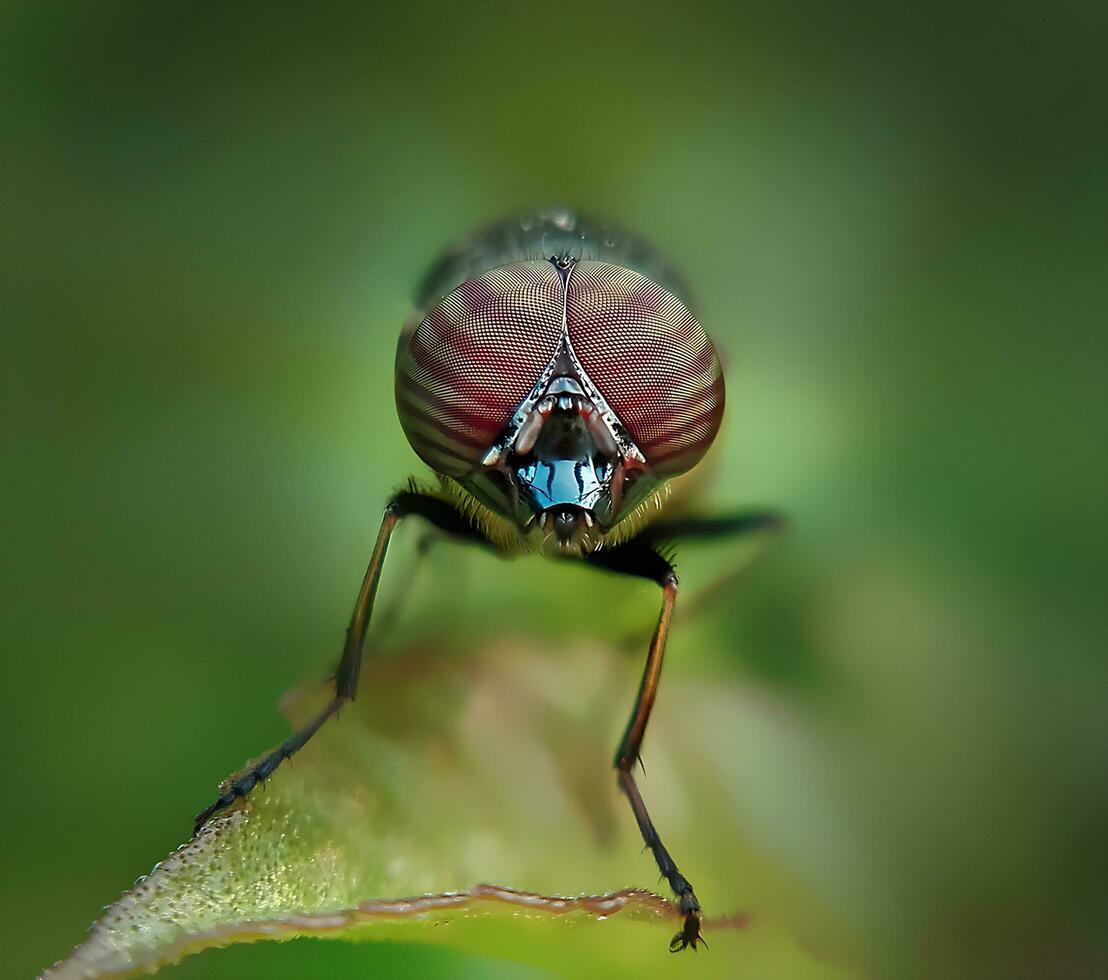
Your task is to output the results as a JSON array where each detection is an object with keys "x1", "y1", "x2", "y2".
[{"x1": 192, "y1": 207, "x2": 781, "y2": 952}]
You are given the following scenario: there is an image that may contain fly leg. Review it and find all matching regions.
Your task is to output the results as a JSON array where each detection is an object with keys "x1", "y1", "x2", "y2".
[
  {"x1": 586, "y1": 511, "x2": 784, "y2": 952},
  {"x1": 636, "y1": 510, "x2": 784, "y2": 626},
  {"x1": 374, "y1": 497, "x2": 497, "y2": 636},
  {"x1": 586, "y1": 542, "x2": 703, "y2": 952},
  {"x1": 193, "y1": 490, "x2": 487, "y2": 835},
  {"x1": 636, "y1": 509, "x2": 783, "y2": 545}
]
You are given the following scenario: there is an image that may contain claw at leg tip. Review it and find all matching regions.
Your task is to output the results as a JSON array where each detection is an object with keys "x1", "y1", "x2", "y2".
[{"x1": 669, "y1": 912, "x2": 705, "y2": 953}]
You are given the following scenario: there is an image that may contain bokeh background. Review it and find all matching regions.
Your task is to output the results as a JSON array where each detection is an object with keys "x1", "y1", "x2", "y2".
[{"x1": 3, "y1": 3, "x2": 1105, "y2": 978}]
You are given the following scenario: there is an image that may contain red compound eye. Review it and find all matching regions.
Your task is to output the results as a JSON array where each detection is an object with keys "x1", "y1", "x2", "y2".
[
  {"x1": 566, "y1": 261, "x2": 724, "y2": 477},
  {"x1": 395, "y1": 262, "x2": 564, "y2": 477}
]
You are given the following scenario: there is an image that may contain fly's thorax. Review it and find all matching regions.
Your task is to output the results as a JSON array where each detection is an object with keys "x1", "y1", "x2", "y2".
[
  {"x1": 395, "y1": 212, "x2": 724, "y2": 554},
  {"x1": 414, "y1": 207, "x2": 692, "y2": 311}
]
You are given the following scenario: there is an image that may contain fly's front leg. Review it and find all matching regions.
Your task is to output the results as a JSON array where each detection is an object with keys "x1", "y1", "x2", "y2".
[
  {"x1": 373, "y1": 493, "x2": 497, "y2": 636},
  {"x1": 586, "y1": 543, "x2": 703, "y2": 952},
  {"x1": 192, "y1": 502, "x2": 401, "y2": 834},
  {"x1": 638, "y1": 509, "x2": 784, "y2": 627},
  {"x1": 193, "y1": 490, "x2": 484, "y2": 836}
]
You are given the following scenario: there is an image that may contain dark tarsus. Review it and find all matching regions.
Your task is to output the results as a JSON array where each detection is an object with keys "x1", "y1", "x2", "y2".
[{"x1": 193, "y1": 491, "x2": 778, "y2": 953}]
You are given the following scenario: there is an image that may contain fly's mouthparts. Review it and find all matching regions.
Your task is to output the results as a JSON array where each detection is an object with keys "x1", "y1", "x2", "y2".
[
  {"x1": 537, "y1": 506, "x2": 592, "y2": 540},
  {"x1": 535, "y1": 505, "x2": 594, "y2": 546},
  {"x1": 551, "y1": 507, "x2": 578, "y2": 541}
]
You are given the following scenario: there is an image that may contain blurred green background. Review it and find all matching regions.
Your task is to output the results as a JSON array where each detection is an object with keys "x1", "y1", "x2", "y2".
[{"x1": 3, "y1": 3, "x2": 1105, "y2": 978}]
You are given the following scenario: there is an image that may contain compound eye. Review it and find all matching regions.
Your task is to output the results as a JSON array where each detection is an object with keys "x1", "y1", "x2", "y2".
[
  {"x1": 566, "y1": 262, "x2": 724, "y2": 477},
  {"x1": 395, "y1": 262, "x2": 564, "y2": 477}
]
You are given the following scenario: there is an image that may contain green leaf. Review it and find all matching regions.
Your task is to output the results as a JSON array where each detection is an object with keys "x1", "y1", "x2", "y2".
[{"x1": 46, "y1": 621, "x2": 856, "y2": 979}]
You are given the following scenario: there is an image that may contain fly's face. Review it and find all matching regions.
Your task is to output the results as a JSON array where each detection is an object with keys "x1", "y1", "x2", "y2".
[{"x1": 395, "y1": 252, "x2": 724, "y2": 554}]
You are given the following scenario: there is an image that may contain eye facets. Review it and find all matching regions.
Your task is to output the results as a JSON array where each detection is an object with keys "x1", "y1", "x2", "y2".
[{"x1": 396, "y1": 233, "x2": 723, "y2": 541}]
